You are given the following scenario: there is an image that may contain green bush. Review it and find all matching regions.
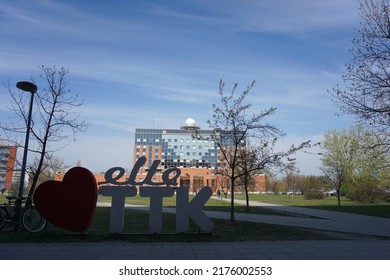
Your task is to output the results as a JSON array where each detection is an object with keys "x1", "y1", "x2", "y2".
[
  {"x1": 348, "y1": 184, "x2": 382, "y2": 203},
  {"x1": 304, "y1": 189, "x2": 325, "y2": 200}
]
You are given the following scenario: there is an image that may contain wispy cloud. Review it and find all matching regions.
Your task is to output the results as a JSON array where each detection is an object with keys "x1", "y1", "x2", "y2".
[
  {"x1": 0, "y1": 0, "x2": 360, "y2": 175},
  {"x1": 216, "y1": 0, "x2": 359, "y2": 34}
]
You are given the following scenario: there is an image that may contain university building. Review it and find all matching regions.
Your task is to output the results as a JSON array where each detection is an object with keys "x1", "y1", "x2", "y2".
[
  {"x1": 0, "y1": 144, "x2": 17, "y2": 190},
  {"x1": 132, "y1": 118, "x2": 265, "y2": 193}
]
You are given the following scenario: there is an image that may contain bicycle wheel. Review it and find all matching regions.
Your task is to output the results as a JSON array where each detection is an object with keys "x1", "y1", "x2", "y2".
[
  {"x1": 0, "y1": 207, "x2": 7, "y2": 230},
  {"x1": 22, "y1": 207, "x2": 47, "y2": 233}
]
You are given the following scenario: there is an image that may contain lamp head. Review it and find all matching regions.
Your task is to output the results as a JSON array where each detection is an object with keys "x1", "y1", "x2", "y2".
[{"x1": 16, "y1": 81, "x2": 37, "y2": 93}]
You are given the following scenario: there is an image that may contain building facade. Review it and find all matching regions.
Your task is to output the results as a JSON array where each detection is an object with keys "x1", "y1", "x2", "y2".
[
  {"x1": 0, "y1": 145, "x2": 17, "y2": 190},
  {"x1": 133, "y1": 118, "x2": 265, "y2": 193}
]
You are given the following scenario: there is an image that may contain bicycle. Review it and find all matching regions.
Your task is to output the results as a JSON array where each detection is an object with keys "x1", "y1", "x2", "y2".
[{"x1": 0, "y1": 195, "x2": 47, "y2": 233}]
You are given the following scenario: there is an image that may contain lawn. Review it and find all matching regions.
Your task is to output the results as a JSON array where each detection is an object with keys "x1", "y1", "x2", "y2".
[
  {"x1": 0, "y1": 207, "x2": 333, "y2": 243},
  {"x1": 232, "y1": 193, "x2": 390, "y2": 218}
]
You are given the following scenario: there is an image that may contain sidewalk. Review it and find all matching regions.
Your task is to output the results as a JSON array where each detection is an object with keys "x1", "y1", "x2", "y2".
[
  {"x1": 1, "y1": 199, "x2": 389, "y2": 260},
  {"x1": 1, "y1": 240, "x2": 390, "y2": 260}
]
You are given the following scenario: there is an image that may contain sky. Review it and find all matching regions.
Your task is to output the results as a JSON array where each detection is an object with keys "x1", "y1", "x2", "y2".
[{"x1": 0, "y1": 0, "x2": 360, "y2": 176}]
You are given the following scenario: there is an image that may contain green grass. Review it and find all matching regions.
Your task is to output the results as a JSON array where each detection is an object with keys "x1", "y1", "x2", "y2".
[
  {"x1": 0, "y1": 207, "x2": 333, "y2": 243},
  {"x1": 233, "y1": 194, "x2": 390, "y2": 218},
  {"x1": 1, "y1": 192, "x2": 388, "y2": 243}
]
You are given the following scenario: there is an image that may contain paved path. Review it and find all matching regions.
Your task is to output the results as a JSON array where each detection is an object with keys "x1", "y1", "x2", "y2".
[{"x1": 1, "y1": 198, "x2": 389, "y2": 260}]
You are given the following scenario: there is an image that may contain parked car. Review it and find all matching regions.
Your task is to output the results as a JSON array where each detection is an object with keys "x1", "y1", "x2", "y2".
[{"x1": 327, "y1": 190, "x2": 337, "y2": 196}]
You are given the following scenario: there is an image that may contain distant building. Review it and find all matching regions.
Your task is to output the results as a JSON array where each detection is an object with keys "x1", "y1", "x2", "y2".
[
  {"x1": 133, "y1": 118, "x2": 265, "y2": 193},
  {"x1": 0, "y1": 145, "x2": 17, "y2": 190}
]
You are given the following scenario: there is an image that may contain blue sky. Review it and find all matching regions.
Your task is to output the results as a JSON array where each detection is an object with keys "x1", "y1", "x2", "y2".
[{"x1": 0, "y1": 0, "x2": 360, "y2": 175}]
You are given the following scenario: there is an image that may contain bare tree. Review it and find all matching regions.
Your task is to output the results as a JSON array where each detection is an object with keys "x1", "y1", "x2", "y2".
[
  {"x1": 238, "y1": 136, "x2": 313, "y2": 209},
  {"x1": 206, "y1": 80, "x2": 313, "y2": 221},
  {"x1": 27, "y1": 156, "x2": 70, "y2": 188},
  {"x1": 0, "y1": 65, "x2": 88, "y2": 207},
  {"x1": 330, "y1": 0, "x2": 390, "y2": 147}
]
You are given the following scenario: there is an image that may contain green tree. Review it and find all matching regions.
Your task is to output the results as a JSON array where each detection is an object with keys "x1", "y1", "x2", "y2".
[
  {"x1": 320, "y1": 125, "x2": 389, "y2": 206},
  {"x1": 320, "y1": 129, "x2": 357, "y2": 207},
  {"x1": 347, "y1": 127, "x2": 389, "y2": 202}
]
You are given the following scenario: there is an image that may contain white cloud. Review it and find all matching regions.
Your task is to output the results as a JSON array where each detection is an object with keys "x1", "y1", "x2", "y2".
[{"x1": 0, "y1": 0, "x2": 360, "y2": 176}]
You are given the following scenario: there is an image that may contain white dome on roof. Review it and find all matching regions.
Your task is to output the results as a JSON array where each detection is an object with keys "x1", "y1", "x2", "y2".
[
  {"x1": 185, "y1": 118, "x2": 196, "y2": 126},
  {"x1": 181, "y1": 117, "x2": 200, "y2": 130}
]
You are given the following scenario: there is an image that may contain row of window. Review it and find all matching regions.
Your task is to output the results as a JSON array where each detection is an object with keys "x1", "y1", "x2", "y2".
[
  {"x1": 135, "y1": 138, "x2": 212, "y2": 144},
  {"x1": 136, "y1": 145, "x2": 218, "y2": 151},
  {"x1": 136, "y1": 151, "x2": 216, "y2": 157}
]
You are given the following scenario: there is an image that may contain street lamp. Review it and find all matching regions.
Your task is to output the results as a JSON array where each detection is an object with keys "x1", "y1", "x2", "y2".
[{"x1": 14, "y1": 81, "x2": 37, "y2": 230}]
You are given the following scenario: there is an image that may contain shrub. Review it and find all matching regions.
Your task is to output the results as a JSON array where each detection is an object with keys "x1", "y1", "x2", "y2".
[
  {"x1": 348, "y1": 184, "x2": 382, "y2": 203},
  {"x1": 304, "y1": 189, "x2": 325, "y2": 200}
]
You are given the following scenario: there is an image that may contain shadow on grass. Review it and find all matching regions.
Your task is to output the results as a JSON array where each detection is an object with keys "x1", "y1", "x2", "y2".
[{"x1": 203, "y1": 205, "x2": 297, "y2": 216}]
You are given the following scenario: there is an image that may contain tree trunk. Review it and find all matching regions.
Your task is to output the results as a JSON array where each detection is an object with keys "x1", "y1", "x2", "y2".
[
  {"x1": 230, "y1": 177, "x2": 235, "y2": 222},
  {"x1": 337, "y1": 188, "x2": 341, "y2": 208},
  {"x1": 244, "y1": 174, "x2": 250, "y2": 213}
]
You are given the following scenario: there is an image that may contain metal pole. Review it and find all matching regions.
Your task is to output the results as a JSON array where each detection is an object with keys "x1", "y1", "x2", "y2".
[{"x1": 13, "y1": 82, "x2": 36, "y2": 231}]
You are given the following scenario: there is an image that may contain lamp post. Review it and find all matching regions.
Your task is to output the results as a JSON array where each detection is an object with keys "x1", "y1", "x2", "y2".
[{"x1": 14, "y1": 81, "x2": 37, "y2": 230}]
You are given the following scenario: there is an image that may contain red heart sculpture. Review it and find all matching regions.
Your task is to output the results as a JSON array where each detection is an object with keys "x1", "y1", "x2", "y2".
[{"x1": 34, "y1": 167, "x2": 97, "y2": 232}]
